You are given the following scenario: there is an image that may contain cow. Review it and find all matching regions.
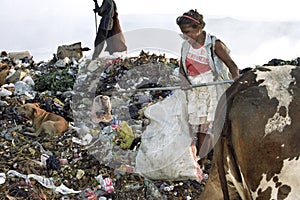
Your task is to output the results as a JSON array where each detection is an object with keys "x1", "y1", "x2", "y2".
[{"x1": 200, "y1": 65, "x2": 300, "y2": 200}]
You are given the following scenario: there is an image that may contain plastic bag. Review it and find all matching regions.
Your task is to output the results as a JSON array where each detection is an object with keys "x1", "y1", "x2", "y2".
[{"x1": 135, "y1": 90, "x2": 202, "y2": 182}]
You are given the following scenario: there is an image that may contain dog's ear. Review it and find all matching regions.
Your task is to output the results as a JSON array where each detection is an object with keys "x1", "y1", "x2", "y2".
[
  {"x1": 34, "y1": 103, "x2": 40, "y2": 108},
  {"x1": 31, "y1": 107, "x2": 37, "y2": 117}
]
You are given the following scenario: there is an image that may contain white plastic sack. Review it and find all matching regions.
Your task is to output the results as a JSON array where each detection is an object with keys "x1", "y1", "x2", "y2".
[{"x1": 135, "y1": 90, "x2": 202, "y2": 182}]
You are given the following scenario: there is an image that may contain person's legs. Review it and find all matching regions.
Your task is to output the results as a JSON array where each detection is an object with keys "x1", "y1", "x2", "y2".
[
  {"x1": 191, "y1": 124, "x2": 208, "y2": 157},
  {"x1": 92, "y1": 29, "x2": 109, "y2": 59},
  {"x1": 197, "y1": 132, "x2": 206, "y2": 156},
  {"x1": 197, "y1": 132, "x2": 214, "y2": 158},
  {"x1": 194, "y1": 122, "x2": 214, "y2": 169}
]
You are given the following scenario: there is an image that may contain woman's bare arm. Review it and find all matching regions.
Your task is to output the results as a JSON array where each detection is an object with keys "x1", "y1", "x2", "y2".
[{"x1": 214, "y1": 40, "x2": 239, "y2": 79}]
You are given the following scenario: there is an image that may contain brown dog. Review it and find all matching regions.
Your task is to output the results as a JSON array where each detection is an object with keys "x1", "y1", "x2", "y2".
[{"x1": 17, "y1": 103, "x2": 69, "y2": 137}]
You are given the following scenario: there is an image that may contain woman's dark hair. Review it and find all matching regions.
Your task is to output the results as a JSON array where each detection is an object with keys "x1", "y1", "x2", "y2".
[{"x1": 176, "y1": 9, "x2": 205, "y2": 29}]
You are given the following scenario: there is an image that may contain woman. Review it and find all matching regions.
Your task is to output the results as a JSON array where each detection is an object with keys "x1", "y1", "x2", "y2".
[
  {"x1": 176, "y1": 9, "x2": 239, "y2": 161},
  {"x1": 92, "y1": 0, "x2": 127, "y2": 59}
]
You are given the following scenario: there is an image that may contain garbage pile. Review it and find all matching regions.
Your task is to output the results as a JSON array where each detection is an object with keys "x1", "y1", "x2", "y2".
[
  {"x1": 0, "y1": 49, "x2": 206, "y2": 200},
  {"x1": 239, "y1": 57, "x2": 300, "y2": 74}
]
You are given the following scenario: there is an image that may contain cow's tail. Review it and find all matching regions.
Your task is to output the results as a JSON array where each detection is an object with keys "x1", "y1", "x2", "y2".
[{"x1": 215, "y1": 132, "x2": 230, "y2": 200}]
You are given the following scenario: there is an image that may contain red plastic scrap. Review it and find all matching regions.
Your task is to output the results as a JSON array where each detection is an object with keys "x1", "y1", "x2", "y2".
[
  {"x1": 103, "y1": 177, "x2": 114, "y2": 193},
  {"x1": 110, "y1": 124, "x2": 120, "y2": 131},
  {"x1": 85, "y1": 189, "x2": 97, "y2": 200}
]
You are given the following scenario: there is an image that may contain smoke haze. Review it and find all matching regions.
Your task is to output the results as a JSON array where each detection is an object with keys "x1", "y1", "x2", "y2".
[{"x1": 1, "y1": 13, "x2": 299, "y2": 69}]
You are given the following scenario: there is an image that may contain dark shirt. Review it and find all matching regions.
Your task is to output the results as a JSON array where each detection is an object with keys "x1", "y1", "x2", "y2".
[{"x1": 98, "y1": 0, "x2": 115, "y2": 30}]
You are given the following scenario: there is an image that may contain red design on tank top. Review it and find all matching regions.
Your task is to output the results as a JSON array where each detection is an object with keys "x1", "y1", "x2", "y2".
[{"x1": 186, "y1": 46, "x2": 211, "y2": 76}]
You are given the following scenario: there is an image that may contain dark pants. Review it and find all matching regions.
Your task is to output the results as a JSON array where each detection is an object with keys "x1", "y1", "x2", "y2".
[{"x1": 92, "y1": 29, "x2": 109, "y2": 59}]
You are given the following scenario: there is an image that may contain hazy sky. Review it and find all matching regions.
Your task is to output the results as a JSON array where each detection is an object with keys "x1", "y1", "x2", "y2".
[
  {"x1": 1, "y1": 0, "x2": 300, "y2": 68},
  {"x1": 117, "y1": 0, "x2": 300, "y2": 21},
  {"x1": 2, "y1": 0, "x2": 299, "y2": 21}
]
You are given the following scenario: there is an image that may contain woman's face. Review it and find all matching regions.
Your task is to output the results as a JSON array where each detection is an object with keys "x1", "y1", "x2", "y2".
[{"x1": 180, "y1": 24, "x2": 202, "y2": 44}]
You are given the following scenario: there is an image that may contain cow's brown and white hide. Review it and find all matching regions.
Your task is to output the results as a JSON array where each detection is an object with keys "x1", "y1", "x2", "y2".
[{"x1": 200, "y1": 65, "x2": 300, "y2": 200}]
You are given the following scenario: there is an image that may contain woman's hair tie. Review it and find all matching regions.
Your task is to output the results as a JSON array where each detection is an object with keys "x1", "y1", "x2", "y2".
[{"x1": 182, "y1": 15, "x2": 200, "y2": 24}]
